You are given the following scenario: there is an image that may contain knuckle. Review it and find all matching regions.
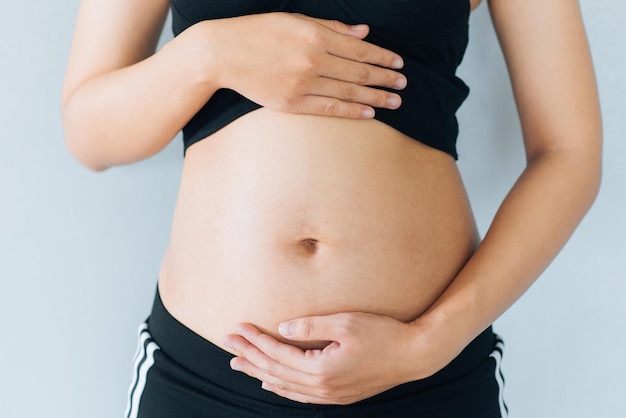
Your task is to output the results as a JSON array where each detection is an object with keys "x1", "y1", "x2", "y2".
[
  {"x1": 341, "y1": 85, "x2": 357, "y2": 101},
  {"x1": 330, "y1": 19, "x2": 343, "y2": 32},
  {"x1": 288, "y1": 76, "x2": 308, "y2": 95},
  {"x1": 383, "y1": 72, "x2": 395, "y2": 87},
  {"x1": 296, "y1": 55, "x2": 319, "y2": 73},
  {"x1": 321, "y1": 100, "x2": 338, "y2": 116},
  {"x1": 373, "y1": 91, "x2": 389, "y2": 107},
  {"x1": 265, "y1": 361, "x2": 279, "y2": 377},
  {"x1": 301, "y1": 25, "x2": 324, "y2": 46},
  {"x1": 276, "y1": 96, "x2": 294, "y2": 112},
  {"x1": 312, "y1": 373, "x2": 330, "y2": 388},
  {"x1": 256, "y1": 356, "x2": 271, "y2": 371},
  {"x1": 382, "y1": 53, "x2": 396, "y2": 68},
  {"x1": 338, "y1": 314, "x2": 357, "y2": 335},
  {"x1": 299, "y1": 318, "x2": 315, "y2": 339},
  {"x1": 311, "y1": 364, "x2": 333, "y2": 385},
  {"x1": 354, "y1": 46, "x2": 370, "y2": 62},
  {"x1": 348, "y1": 105, "x2": 363, "y2": 119},
  {"x1": 356, "y1": 67, "x2": 371, "y2": 84}
]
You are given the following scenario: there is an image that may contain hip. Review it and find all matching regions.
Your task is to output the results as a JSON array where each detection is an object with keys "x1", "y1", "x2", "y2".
[{"x1": 125, "y1": 289, "x2": 508, "y2": 417}]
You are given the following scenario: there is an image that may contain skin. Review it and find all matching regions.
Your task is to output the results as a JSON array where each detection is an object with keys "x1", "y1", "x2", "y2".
[
  {"x1": 63, "y1": 4, "x2": 407, "y2": 170},
  {"x1": 63, "y1": 0, "x2": 601, "y2": 407},
  {"x1": 222, "y1": 0, "x2": 602, "y2": 405}
]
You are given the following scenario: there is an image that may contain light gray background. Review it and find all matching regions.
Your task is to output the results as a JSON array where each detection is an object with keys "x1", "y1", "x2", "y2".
[{"x1": 1, "y1": 1, "x2": 624, "y2": 417}]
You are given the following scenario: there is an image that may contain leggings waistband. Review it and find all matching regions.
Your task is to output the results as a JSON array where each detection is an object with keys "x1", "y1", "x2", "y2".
[{"x1": 147, "y1": 288, "x2": 496, "y2": 408}]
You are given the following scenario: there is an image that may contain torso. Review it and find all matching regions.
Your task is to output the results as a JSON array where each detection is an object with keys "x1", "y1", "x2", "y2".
[{"x1": 158, "y1": 109, "x2": 479, "y2": 352}]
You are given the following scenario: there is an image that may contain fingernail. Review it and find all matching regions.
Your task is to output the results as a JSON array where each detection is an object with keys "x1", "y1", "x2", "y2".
[
  {"x1": 230, "y1": 359, "x2": 241, "y2": 371},
  {"x1": 361, "y1": 108, "x2": 375, "y2": 118},
  {"x1": 278, "y1": 321, "x2": 294, "y2": 337},
  {"x1": 351, "y1": 24, "x2": 368, "y2": 31},
  {"x1": 394, "y1": 77, "x2": 407, "y2": 89},
  {"x1": 387, "y1": 95, "x2": 401, "y2": 109},
  {"x1": 392, "y1": 58, "x2": 404, "y2": 69}
]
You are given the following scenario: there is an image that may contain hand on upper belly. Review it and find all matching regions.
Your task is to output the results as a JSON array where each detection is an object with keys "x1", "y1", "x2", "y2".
[{"x1": 222, "y1": 310, "x2": 458, "y2": 405}]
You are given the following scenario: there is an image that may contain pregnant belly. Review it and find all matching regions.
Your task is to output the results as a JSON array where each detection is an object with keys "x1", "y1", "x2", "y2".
[{"x1": 158, "y1": 108, "x2": 478, "y2": 352}]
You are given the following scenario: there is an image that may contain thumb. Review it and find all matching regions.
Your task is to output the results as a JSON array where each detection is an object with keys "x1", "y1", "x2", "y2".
[{"x1": 278, "y1": 314, "x2": 344, "y2": 342}]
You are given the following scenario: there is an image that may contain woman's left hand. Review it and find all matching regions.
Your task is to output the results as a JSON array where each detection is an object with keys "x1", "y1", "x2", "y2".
[{"x1": 223, "y1": 312, "x2": 454, "y2": 405}]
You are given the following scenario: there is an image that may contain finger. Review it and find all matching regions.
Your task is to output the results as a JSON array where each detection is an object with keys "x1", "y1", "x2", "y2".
[
  {"x1": 279, "y1": 314, "x2": 352, "y2": 342},
  {"x1": 292, "y1": 13, "x2": 403, "y2": 69},
  {"x1": 229, "y1": 353, "x2": 315, "y2": 390},
  {"x1": 320, "y1": 56, "x2": 407, "y2": 91},
  {"x1": 233, "y1": 324, "x2": 308, "y2": 360},
  {"x1": 232, "y1": 324, "x2": 326, "y2": 373},
  {"x1": 291, "y1": 95, "x2": 376, "y2": 119},
  {"x1": 226, "y1": 333, "x2": 332, "y2": 391},
  {"x1": 232, "y1": 355, "x2": 336, "y2": 402},
  {"x1": 293, "y1": 14, "x2": 370, "y2": 39},
  {"x1": 310, "y1": 78, "x2": 401, "y2": 110},
  {"x1": 224, "y1": 333, "x2": 302, "y2": 375},
  {"x1": 326, "y1": 34, "x2": 404, "y2": 69}
]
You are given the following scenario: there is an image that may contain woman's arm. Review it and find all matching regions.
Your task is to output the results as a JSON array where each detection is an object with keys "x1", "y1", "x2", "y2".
[
  {"x1": 62, "y1": 0, "x2": 190, "y2": 171},
  {"x1": 223, "y1": 0, "x2": 602, "y2": 404},
  {"x1": 63, "y1": 1, "x2": 407, "y2": 171},
  {"x1": 413, "y1": 0, "x2": 602, "y2": 357}
]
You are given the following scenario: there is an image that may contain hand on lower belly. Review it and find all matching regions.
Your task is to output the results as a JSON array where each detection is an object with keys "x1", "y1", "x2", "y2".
[{"x1": 223, "y1": 311, "x2": 452, "y2": 405}]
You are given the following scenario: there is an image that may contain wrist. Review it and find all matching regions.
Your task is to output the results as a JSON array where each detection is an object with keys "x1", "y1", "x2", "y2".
[
  {"x1": 402, "y1": 308, "x2": 473, "y2": 381},
  {"x1": 167, "y1": 20, "x2": 223, "y2": 93},
  {"x1": 419, "y1": 275, "x2": 485, "y2": 346}
]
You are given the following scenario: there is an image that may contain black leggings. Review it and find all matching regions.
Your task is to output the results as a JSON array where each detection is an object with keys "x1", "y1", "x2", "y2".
[{"x1": 125, "y1": 290, "x2": 508, "y2": 417}]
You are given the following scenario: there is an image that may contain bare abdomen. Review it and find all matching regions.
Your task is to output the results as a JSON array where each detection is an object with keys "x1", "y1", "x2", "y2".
[{"x1": 158, "y1": 108, "x2": 478, "y2": 352}]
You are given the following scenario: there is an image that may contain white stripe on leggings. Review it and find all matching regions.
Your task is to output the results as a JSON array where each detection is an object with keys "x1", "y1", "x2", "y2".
[
  {"x1": 124, "y1": 324, "x2": 149, "y2": 418},
  {"x1": 489, "y1": 340, "x2": 508, "y2": 417},
  {"x1": 124, "y1": 323, "x2": 159, "y2": 418}
]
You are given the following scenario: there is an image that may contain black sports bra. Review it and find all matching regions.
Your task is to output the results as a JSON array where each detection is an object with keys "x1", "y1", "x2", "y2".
[{"x1": 171, "y1": 0, "x2": 470, "y2": 159}]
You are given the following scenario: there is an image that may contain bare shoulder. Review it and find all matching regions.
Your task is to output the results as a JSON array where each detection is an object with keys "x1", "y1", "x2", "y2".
[
  {"x1": 487, "y1": 0, "x2": 601, "y2": 157},
  {"x1": 63, "y1": 0, "x2": 171, "y2": 103}
]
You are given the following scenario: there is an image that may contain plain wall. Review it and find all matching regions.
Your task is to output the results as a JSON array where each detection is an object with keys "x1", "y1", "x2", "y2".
[{"x1": 0, "y1": 1, "x2": 624, "y2": 417}]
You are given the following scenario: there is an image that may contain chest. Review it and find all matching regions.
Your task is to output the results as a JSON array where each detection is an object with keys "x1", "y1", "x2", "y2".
[{"x1": 171, "y1": 0, "x2": 470, "y2": 42}]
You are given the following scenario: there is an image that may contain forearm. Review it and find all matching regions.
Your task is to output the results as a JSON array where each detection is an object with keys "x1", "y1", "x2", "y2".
[
  {"x1": 62, "y1": 11, "x2": 410, "y2": 172},
  {"x1": 62, "y1": 29, "x2": 219, "y2": 171},
  {"x1": 412, "y1": 149, "x2": 601, "y2": 359}
]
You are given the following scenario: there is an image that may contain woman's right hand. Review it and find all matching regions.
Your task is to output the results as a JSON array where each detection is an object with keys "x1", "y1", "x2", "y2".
[{"x1": 182, "y1": 13, "x2": 408, "y2": 119}]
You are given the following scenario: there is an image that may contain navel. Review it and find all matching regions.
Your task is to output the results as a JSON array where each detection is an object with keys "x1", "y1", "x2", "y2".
[{"x1": 298, "y1": 238, "x2": 320, "y2": 255}]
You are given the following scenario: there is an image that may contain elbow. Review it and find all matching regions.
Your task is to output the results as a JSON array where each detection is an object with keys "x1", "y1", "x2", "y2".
[
  {"x1": 64, "y1": 130, "x2": 110, "y2": 172},
  {"x1": 576, "y1": 146, "x2": 602, "y2": 213},
  {"x1": 63, "y1": 126, "x2": 110, "y2": 172},
  {"x1": 65, "y1": 139, "x2": 110, "y2": 172},
  {"x1": 578, "y1": 159, "x2": 602, "y2": 220},
  {"x1": 525, "y1": 132, "x2": 603, "y2": 211},
  {"x1": 62, "y1": 121, "x2": 109, "y2": 172},
  {"x1": 62, "y1": 101, "x2": 110, "y2": 172},
  {"x1": 588, "y1": 154, "x2": 603, "y2": 207},
  {"x1": 580, "y1": 160, "x2": 602, "y2": 215},
  {"x1": 580, "y1": 131, "x2": 603, "y2": 206}
]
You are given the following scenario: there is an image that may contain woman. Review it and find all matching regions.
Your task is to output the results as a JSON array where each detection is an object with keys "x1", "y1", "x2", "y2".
[{"x1": 62, "y1": 0, "x2": 601, "y2": 416}]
